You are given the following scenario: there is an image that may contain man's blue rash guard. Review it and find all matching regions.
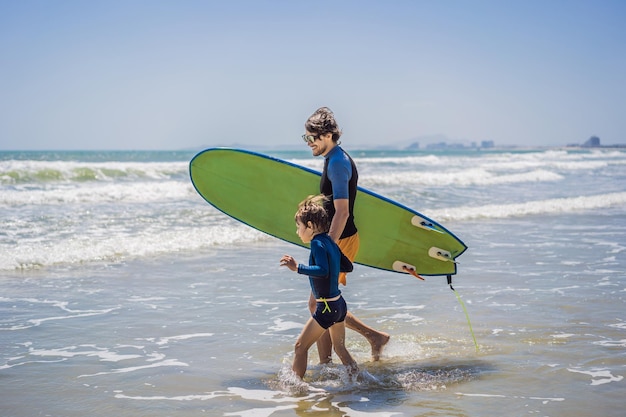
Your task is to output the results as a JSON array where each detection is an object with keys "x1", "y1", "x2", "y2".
[
  {"x1": 296, "y1": 233, "x2": 342, "y2": 300},
  {"x1": 321, "y1": 146, "x2": 358, "y2": 239},
  {"x1": 325, "y1": 146, "x2": 352, "y2": 200}
]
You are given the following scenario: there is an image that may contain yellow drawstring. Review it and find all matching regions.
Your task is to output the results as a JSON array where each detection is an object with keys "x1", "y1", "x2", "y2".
[{"x1": 320, "y1": 298, "x2": 331, "y2": 313}]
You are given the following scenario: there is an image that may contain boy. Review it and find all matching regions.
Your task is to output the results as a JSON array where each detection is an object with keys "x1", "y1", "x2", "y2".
[{"x1": 280, "y1": 195, "x2": 358, "y2": 379}]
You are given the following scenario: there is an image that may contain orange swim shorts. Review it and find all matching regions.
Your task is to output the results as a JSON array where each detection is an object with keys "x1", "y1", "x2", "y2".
[{"x1": 337, "y1": 232, "x2": 359, "y2": 286}]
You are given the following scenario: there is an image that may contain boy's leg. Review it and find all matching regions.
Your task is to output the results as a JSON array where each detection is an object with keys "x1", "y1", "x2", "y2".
[
  {"x1": 309, "y1": 292, "x2": 332, "y2": 363},
  {"x1": 328, "y1": 322, "x2": 357, "y2": 374},
  {"x1": 293, "y1": 317, "x2": 325, "y2": 379}
]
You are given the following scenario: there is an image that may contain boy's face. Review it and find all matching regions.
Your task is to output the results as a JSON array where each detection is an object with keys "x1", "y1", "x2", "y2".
[{"x1": 296, "y1": 220, "x2": 314, "y2": 244}]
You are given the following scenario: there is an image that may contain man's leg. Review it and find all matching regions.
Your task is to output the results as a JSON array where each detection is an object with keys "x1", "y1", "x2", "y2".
[
  {"x1": 344, "y1": 311, "x2": 390, "y2": 361},
  {"x1": 338, "y1": 233, "x2": 390, "y2": 361}
]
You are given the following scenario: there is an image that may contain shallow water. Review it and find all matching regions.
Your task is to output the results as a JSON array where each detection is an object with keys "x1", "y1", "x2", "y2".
[
  {"x1": 2, "y1": 213, "x2": 625, "y2": 416},
  {"x1": 1, "y1": 148, "x2": 625, "y2": 416}
]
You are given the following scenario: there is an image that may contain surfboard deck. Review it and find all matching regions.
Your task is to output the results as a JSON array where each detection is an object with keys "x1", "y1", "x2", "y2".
[{"x1": 189, "y1": 148, "x2": 467, "y2": 277}]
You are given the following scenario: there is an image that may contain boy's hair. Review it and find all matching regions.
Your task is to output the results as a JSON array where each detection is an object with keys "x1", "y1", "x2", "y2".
[
  {"x1": 295, "y1": 195, "x2": 331, "y2": 232},
  {"x1": 305, "y1": 107, "x2": 342, "y2": 142}
]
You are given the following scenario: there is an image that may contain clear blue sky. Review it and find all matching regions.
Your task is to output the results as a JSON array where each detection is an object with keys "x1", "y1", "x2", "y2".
[{"x1": 1, "y1": 0, "x2": 625, "y2": 150}]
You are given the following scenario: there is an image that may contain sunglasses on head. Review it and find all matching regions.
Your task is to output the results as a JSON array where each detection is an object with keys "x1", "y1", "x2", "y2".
[{"x1": 301, "y1": 134, "x2": 320, "y2": 144}]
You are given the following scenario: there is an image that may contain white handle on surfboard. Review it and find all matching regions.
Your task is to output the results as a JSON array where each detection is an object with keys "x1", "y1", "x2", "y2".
[
  {"x1": 428, "y1": 247, "x2": 459, "y2": 264},
  {"x1": 411, "y1": 215, "x2": 444, "y2": 233},
  {"x1": 392, "y1": 261, "x2": 425, "y2": 280}
]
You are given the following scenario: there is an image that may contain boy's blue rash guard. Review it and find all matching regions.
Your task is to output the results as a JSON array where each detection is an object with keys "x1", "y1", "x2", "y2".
[{"x1": 297, "y1": 233, "x2": 342, "y2": 300}]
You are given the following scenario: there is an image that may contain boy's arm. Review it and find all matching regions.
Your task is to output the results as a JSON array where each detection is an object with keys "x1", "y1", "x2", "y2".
[{"x1": 297, "y1": 240, "x2": 329, "y2": 277}]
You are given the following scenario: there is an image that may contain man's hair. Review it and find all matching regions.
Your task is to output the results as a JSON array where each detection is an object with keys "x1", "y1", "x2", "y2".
[
  {"x1": 305, "y1": 107, "x2": 343, "y2": 142},
  {"x1": 295, "y1": 194, "x2": 331, "y2": 232}
]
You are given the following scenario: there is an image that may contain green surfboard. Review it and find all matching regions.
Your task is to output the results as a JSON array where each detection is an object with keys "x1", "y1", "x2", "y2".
[{"x1": 189, "y1": 148, "x2": 467, "y2": 277}]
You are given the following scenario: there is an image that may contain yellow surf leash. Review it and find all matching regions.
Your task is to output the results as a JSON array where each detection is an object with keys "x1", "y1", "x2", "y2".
[{"x1": 448, "y1": 275, "x2": 479, "y2": 352}]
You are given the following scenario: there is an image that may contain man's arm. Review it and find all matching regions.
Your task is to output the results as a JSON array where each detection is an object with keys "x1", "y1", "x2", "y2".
[{"x1": 328, "y1": 198, "x2": 349, "y2": 242}]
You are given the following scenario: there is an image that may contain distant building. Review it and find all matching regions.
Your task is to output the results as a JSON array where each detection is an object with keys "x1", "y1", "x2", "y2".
[
  {"x1": 582, "y1": 136, "x2": 600, "y2": 147},
  {"x1": 426, "y1": 142, "x2": 448, "y2": 150},
  {"x1": 481, "y1": 140, "x2": 495, "y2": 148},
  {"x1": 406, "y1": 142, "x2": 420, "y2": 150}
]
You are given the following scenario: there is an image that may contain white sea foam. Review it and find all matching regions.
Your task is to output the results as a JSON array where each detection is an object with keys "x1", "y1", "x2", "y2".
[
  {"x1": 389, "y1": 313, "x2": 424, "y2": 323},
  {"x1": 333, "y1": 400, "x2": 403, "y2": 417},
  {"x1": 0, "y1": 222, "x2": 266, "y2": 271},
  {"x1": 0, "y1": 160, "x2": 187, "y2": 184},
  {"x1": 0, "y1": 297, "x2": 118, "y2": 330},
  {"x1": 267, "y1": 318, "x2": 304, "y2": 332},
  {"x1": 2, "y1": 148, "x2": 624, "y2": 272},
  {"x1": 29, "y1": 345, "x2": 143, "y2": 362},
  {"x1": 151, "y1": 333, "x2": 215, "y2": 346},
  {"x1": 26, "y1": 310, "x2": 118, "y2": 329},
  {"x1": 114, "y1": 386, "x2": 321, "y2": 406},
  {"x1": 0, "y1": 181, "x2": 195, "y2": 206},
  {"x1": 552, "y1": 333, "x2": 576, "y2": 339},
  {"x1": 114, "y1": 391, "x2": 230, "y2": 401},
  {"x1": 353, "y1": 149, "x2": 626, "y2": 169},
  {"x1": 352, "y1": 154, "x2": 449, "y2": 167},
  {"x1": 430, "y1": 192, "x2": 626, "y2": 221},
  {"x1": 224, "y1": 404, "x2": 298, "y2": 416},
  {"x1": 591, "y1": 339, "x2": 626, "y2": 348},
  {"x1": 455, "y1": 393, "x2": 565, "y2": 402},
  {"x1": 567, "y1": 367, "x2": 624, "y2": 385},
  {"x1": 79, "y1": 358, "x2": 189, "y2": 378},
  {"x1": 361, "y1": 168, "x2": 563, "y2": 187}
]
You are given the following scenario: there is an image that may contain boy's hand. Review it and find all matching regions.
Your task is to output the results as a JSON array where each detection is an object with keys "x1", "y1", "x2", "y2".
[{"x1": 280, "y1": 255, "x2": 298, "y2": 271}]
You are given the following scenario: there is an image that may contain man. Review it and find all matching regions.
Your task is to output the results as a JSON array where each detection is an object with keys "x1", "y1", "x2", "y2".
[{"x1": 302, "y1": 107, "x2": 390, "y2": 362}]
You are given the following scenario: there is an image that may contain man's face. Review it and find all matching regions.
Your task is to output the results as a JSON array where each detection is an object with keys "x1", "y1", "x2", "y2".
[{"x1": 305, "y1": 131, "x2": 333, "y2": 157}]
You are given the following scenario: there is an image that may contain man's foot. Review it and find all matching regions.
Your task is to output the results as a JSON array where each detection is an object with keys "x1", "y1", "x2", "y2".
[{"x1": 371, "y1": 333, "x2": 390, "y2": 361}]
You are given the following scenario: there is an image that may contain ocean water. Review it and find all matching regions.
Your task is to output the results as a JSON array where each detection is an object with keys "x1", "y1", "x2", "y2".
[{"x1": 1, "y1": 147, "x2": 625, "y2": 416}]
